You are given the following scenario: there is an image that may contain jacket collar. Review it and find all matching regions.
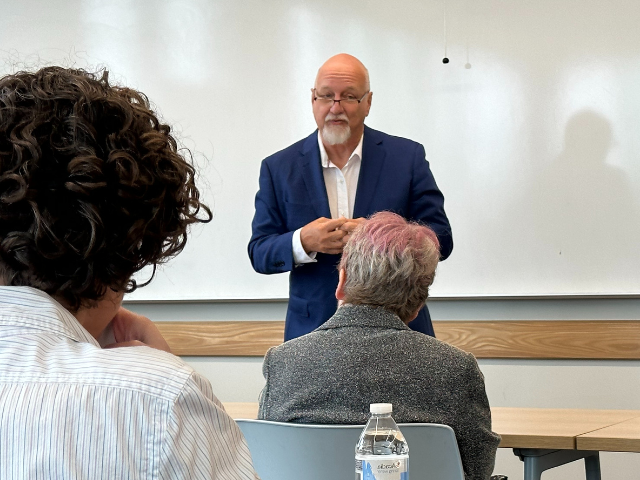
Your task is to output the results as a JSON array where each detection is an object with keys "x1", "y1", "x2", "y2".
[
  {"x1": 317, "y1": 303, "x2": 410, "y2": 332},
  {"x1": 353, "y1": 125, "x2": 385, "y2": 218},
  {"x1": 300, "y1": 130, "x2": 331, "y2": 218}
]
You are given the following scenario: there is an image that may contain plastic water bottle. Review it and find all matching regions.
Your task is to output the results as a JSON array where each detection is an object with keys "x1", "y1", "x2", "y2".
[{"x1": 355, "y1": 403, "x2": 409, "y2": 480}]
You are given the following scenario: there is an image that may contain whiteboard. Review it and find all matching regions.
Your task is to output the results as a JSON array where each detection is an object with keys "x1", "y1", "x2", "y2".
[{"x1": 2, "y1": 0, "x2": 640, "y2": 300}]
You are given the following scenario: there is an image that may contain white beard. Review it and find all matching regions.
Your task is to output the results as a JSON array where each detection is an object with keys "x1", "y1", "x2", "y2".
[{"x1": 322, "y1": 122, "x2": 351, "y2": 145}]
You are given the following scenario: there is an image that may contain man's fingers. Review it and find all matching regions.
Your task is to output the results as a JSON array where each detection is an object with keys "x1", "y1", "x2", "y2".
[
  {"x1": 316, "y1": 235, "x2": 346, "y2": 254},
  {"x1": 304, "y1": 217, "x2": 358, "y2": 254},
  {"x1": 326, "y1": 229, "x2": 347, "y2": 241},
  {"x1": 337, "y1": 217, "x2": 366, "y2": 232},
  {"x1": 321, "y1": 217, "x2": 348, "y2": 231},
  {"x1": 110, "y1": 308, "x2": 135, "y2": 343},
  {"x1": 339, "y1": 222, "x2": 359, "y2": 233},
  {"x1": 107, "y1": 307, "x2": 172, "y2": 353}
]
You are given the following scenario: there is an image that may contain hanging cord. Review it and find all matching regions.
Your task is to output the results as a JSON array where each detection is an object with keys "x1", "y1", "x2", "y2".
[{"x1": 443, "y1": 0, "x2": 450, "y2": 64}]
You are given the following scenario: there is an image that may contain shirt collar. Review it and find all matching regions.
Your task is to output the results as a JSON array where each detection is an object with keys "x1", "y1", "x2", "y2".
[
  {"x1": 318, "y1": 131, "x2": 364, "y2": 169},
  {"x1": 0, "y1": 286, "x2": 100, "y2": 347}
]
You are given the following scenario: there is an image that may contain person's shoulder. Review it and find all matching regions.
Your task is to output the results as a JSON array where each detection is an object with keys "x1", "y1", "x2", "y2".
[
  {"x1": 365, "y1": 126, "x2": 423, "y2": 149},
  {"x1": 265, "y1": 329, "x2": 327, "y2": 364},
  {"x1": 87, "y1": 344, "x2": 198, "y2": 403},
  {"x1": 268, "y1": 330, "x2": 317, "y2": 354},
  {"x1": 400, "y1": 330, "x2": 476, "y2": 366},
  {"x1": 262, "y1": 131, "x2": 317, "y2": 166}
]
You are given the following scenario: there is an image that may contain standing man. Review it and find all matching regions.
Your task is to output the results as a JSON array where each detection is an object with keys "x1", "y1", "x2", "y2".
[{"x1": 249, "y1": 53, "x2": 452, "y2": 341}]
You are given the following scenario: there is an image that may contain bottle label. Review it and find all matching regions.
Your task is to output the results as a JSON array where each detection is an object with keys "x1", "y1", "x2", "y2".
[{"x1": 355, "y1": 455, "x2": 408, "y2": 480}]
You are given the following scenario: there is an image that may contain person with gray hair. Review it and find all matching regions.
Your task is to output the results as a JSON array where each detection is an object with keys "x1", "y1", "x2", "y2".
[{"x1": 258, "y1": 212, "x2": 500, "y2": 480}]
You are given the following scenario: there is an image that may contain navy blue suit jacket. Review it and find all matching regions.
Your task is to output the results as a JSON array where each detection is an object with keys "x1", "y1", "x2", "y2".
[{"x1": 249, "y1": 126, "x2": 453, "y2": 341}]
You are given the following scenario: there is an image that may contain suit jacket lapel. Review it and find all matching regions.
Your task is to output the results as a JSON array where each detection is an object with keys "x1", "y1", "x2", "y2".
[
  {"x1": 353, "y1": 126, "x2": 386, "y2": 218},
  {"x1": 300, "y1": 131, "x2": 331, "y2": 219}
]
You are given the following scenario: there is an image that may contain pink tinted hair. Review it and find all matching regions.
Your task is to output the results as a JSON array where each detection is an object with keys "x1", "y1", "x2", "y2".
[
  {"x1": 356, "y1": 211, "x2": 439, "y2": 257},
  {"x1": 339, "y1": 211, "x2": 440, "y2": 322}
]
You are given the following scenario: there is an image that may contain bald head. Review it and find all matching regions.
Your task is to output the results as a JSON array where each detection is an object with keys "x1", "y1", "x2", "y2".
[{"x1": 315, "y1": 54, "x2": 370, "y2": 92}]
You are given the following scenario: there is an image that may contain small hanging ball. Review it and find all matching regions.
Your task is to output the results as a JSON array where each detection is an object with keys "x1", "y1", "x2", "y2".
[{"x1": 442, "y1": 57, "x2": 450, "y2": 64}]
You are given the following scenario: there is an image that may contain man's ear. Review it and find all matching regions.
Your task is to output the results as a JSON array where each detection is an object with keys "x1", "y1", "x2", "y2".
[
  {"x1": 335, "y1": 268, "x2": 347, "y2": 301},
  {"x1": 364, "y1": 91, "x2": 372, "y2": 117},
  {"x1": 409, "y1": 308, "x2": 421, "y2": 322},
  {"x1": 401, "y1": 308, "x2": 422, "y2": 325}
]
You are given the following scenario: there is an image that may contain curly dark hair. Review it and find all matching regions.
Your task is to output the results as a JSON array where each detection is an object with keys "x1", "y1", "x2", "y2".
[{"x1": 0, "y1": 66, "x2": 211, "y2": 310}]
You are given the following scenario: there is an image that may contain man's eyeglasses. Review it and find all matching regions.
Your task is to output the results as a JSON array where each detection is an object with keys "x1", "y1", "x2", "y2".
[{"x1": 312, "y1": 88, "x2": 370, "y2": 106}]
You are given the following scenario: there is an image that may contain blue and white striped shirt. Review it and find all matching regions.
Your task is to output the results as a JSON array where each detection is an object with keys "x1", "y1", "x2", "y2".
[{"x1": 0, "y1": 287, "x2": 258, "y2": 480}]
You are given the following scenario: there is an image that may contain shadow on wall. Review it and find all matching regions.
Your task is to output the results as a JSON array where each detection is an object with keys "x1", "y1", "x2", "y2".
[
  {"x1": 495, "y1": 109, "x2": 640, "y2": 291},
  {"x1": 532, "y1": 109, "x2": 639, "y2": 282}
]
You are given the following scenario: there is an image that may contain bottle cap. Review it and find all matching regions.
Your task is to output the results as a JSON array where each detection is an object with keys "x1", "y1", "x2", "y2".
[{"x1": 370, "y1": 403, "x2": 393, "y2": 414}]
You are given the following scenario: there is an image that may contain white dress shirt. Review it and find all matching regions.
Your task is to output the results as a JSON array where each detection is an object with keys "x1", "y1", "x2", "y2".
[
  {"x1": 292, "y1": 132, "x2": 364, "y2": 264},
  {"x1": 0, "y1": 286, "x2": 258, "y2": 480}
]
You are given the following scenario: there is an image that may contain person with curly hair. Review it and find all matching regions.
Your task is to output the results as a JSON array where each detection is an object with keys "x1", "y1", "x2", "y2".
[{"x1": 0, "y1": 67, "x2": 258, "y2": 479}]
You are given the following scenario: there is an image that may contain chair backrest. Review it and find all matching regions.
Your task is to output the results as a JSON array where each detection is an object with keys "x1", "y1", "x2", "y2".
[{"x1": 236, "y1": 419, "x2": 465, "y2": 480}]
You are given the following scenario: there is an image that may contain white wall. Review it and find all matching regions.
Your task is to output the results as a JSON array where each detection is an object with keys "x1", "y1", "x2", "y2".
[{"x1": 4, "y1": 0, "x2": 640, "y2": 300}]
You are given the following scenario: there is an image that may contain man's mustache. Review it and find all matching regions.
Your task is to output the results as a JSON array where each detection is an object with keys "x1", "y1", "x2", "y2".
[{"x1": 325, "y1": 113, "x2": 349, "y2": 123}]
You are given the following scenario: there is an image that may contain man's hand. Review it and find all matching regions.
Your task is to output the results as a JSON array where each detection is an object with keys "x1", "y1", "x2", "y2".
[
  {"x1": 339, "y1": 217, "x2": 367, "y2": 244},
  {"x1": 300, "y1": 217, "x2": 348, "y2": 255},
  {"x1": 103, "y1": 307, "x2": 172, "y2": 353}
]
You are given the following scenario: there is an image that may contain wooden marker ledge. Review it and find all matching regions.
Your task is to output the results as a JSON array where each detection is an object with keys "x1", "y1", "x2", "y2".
[{"x1": 155, "y1": 320, "x2": 640, "y2": 359}]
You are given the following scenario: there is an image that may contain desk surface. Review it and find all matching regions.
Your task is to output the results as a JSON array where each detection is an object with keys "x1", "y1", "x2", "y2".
[
  {"x1": 222, "y1": 403, "x2": 640, "y2": 451},
  {"x1": 492, "y1": 407, "x2": 640, "y2": 449},
  {"x1": 224, "y1": 402, "x2": 259, "y2": 420},
  {"x1": 576, "y1": 416, "x2": 640, "y2": 452}
]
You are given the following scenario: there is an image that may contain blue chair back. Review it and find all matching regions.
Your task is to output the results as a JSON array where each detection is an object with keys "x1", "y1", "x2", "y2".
[{"x1": 236, "y1": 419, "x2": 465, "y2": 480}]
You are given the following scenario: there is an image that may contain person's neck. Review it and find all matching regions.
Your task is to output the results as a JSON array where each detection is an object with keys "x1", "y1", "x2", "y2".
[
  {"x1": 72, "y1": 306, "x2": 108, "y2": 339},
  {"x1": 322, "y1": 128, "x2": 363, "y2": 170},
  {"x1": 54, "y1": 291, "x2": 122, "y2": 340}
]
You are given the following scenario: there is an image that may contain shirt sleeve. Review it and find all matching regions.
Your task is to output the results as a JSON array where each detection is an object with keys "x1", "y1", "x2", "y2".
[
  {"x1": 159, "y1": 372, "x2": 259, "y2": 480},
  {"x1": 292, "y1": 228, "x2": 318, "y2": 265}
]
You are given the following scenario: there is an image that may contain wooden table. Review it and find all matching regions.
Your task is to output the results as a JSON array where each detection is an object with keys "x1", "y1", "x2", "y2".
[
  {"x1": 224, "y1": 402, "x2": 259, "y2": 420},
  {"x1": 577, "y1": 416, "x2": 640, "y2": 452},
  {"x1": 491, "y1": 407, "x2": 640, "y2": 449},
  {"x1": 490, "y1": 407, "x2": 640, "y2": 480}
]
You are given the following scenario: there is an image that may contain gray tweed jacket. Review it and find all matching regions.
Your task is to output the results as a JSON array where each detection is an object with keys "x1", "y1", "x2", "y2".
[{"x1": 258, "y1": 304, "x2": 500, "y2": 480}]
